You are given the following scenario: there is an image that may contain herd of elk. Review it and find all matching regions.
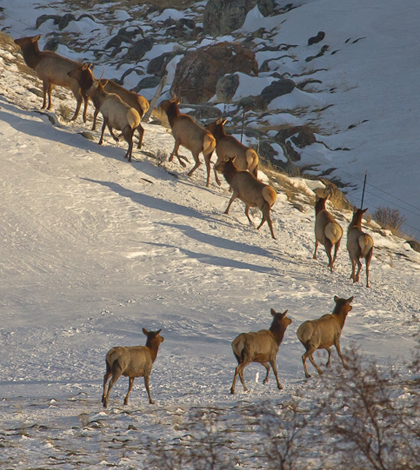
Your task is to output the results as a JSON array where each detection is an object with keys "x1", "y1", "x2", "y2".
[{"x1": 14, "y1": 34, "x2": 377, "y2": 406}]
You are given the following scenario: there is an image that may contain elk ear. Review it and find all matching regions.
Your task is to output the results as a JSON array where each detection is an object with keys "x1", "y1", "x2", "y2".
[
  {"x1": 156, "y1": 329, "x2": 162, "y2": 335},
  {"x1": 222, "y1": 118, "x2": 227, "y2": 126},
  {"x1": 334, "y1": 295, "x2": 339, "y2": 302},
  {"x1": 282, "y1": 309, "x2": 288, "y2": 317},
  {"x1": 362, "y1": 208, "x2": 368, "y2": 214},
  {"x1": 347, "y1": 296, "x2": 354, "y2": 304},
  {"x1": 82, "y1": 62, "x2": 92, "y2": 70},
  {"x1": 33, "y1": 35, "x2": 42, "y2": 43},
  {"x1": 143, "y1": 328, "x2": 149, "y2": 336},
  {"x1": 271, "y1": 308, "x2": 276, "y2": 317}
]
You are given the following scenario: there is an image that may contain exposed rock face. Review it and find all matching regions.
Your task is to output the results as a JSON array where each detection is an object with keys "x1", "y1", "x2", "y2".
[
  {"x1": 261, "y1": 79, "x2": 295, "y2": 104},
  {"x1": 203, "y1": 0, "x2": 275, "y2": 36},
  {"x1": 216, "y1": 74, "x2": 240, "y2": 103},
  {"x1": 171, "y1": 42, "x2": 258, "y2": 103}
]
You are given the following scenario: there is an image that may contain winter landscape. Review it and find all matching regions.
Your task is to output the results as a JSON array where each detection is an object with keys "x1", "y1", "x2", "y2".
[{"x1": 0, "y1": 0, "x2": 420, "y2": 468}]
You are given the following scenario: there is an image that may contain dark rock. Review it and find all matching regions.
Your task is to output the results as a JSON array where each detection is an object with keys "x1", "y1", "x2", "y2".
[
  {"x1": 406, "y1": 240, "x2": 420, "y2": 253},
  {"x1": 308, "y1": 31, "x2": 325, "y2": 46},
  {"x1": 261, "y1": 79, "x2": 295, "y2": 103},
  {"x1": 117, "y1": 37, "x2": 153, "y2": 64},
  {"x1": 216, "y1": 74, "x2": 240, "y2": 103},
  {"x1": 187, "y1": 106, "x2": 223, "y2": 121},
  {"x1": 171, "y1": 42, "x2": 258, "y2": 103},
  {"x1": 203, "y1": 0, "x2": 274, "y2": 36},
  {"x1": 147, "y1": 51, "x2": 179, "y2": 77},
  {"x1": 258, "y1": 140, "x2": 277, "y2": 161},
  {"x1": 237, "y1": 95, "x2": 268, "y2": 112},
  {"x1": 105, "y1": 26, "x2": 143, "y2": 50},
  {"x1": 275, "y1": 125, "x2": 316, "y2": 148},
  {"x1": 134, "y1": 75, "x2": 161, "y2": 92}
]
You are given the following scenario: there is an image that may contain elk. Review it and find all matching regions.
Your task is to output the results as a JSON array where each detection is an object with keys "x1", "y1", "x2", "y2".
[
  {"x1": 297, "y1": 296, "x2": 353, "y2": 378},
  {"x1": 102, "y1": 328, "x2": 164, "y2": 408},
  {"x1": 86, "y1": 78, "x2": 141, "y2": 162},
  {"x1": 231, "y1": 309, "x2": 292, "y2": 394},
  {"x1": 215, "y1": 156, "x2": 277, "y2": 238},
  {"x1": 206, "y1": 118, "x2": 259, "y2": 185},
  {"x1": 313, "y1": 195, "x2": 343, "y2": 272},
  {"x1": 347, "y1": 207, "x2": 374, "y2": 288},
  {"x1": 68, "y1": 64, "x2": 149, "y2": 148},
  {"x1": 160, "y1": 96, "x2": 216, "y2": 187},
  {"x1": 14, "y1": 35, "x2": 90, "y2": 121}
]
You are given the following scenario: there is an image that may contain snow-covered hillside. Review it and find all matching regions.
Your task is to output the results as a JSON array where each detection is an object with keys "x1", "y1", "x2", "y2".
[{"x1": 0, "y1": 1, "x2": 419, "y2": 468}]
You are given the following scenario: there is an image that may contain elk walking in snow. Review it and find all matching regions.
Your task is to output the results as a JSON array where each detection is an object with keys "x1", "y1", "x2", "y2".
[
  {"x1": 206, "y1": 117, "x2": 259, "y2": 185},
  {"x1": 160, "y1": 96, "x2": 216, "y2": 187},
  {"x1": 231, "y1": 309, "x2": 292, "y2": 394},
  {"x1": 86, "y1": 78, "x2": 141, "y2": 162},
  {"x1": 102, "y1": 328, "x2": 164, "y2": 408},
  {"x1": 215, "y1": 156, "x2": 277, "y2": 238},
  {"x1": 14, "y1": 35, "x2": 90, "y2": 122},
  {"x1": 347, "y1": 207, "x2": 374, "y2": 287},
  {"x1": 68, "y1": 63, "x2": 149, "y2": 148},
  {"x1": 313, "y1": 195, "x2": 343, "y2": 272},
  {"x1": 297, "y1": 296, "x2": 353, "y2": 378}
]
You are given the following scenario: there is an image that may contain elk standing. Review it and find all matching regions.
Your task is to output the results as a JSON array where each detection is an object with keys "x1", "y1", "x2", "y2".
[
  {"x1": 14, "y1": 35, "x2": 90, "y2": 121},
  {"x1": 215, "y1": 156, "x2": 277, "y2": 238},
  {"x1": 231, "y1": 309, "x2": 292, "y2": 394},
  {"x1": 313, "y1": 195, "x2": 343, "y2": 272},
  {"x1": 102, "y1": 328, "x2": 164, "y2": 408},
  {"x1": 347, "y1": 207, "x2": 374, "y2": 288},
  {"x1": 297, "y1": 296, "x2": 353, "y2": 378},
  {"x1": 160, "y1": 96, "x2": 216, "y2": 187},
  {"x1": 206, "y1": 117, "x2": 259, "y2": 185}
]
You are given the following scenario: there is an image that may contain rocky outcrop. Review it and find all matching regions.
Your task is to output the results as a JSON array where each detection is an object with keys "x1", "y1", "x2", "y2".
[{"x1": 171, "y1": 42, "x2": 258, "y2": 103}]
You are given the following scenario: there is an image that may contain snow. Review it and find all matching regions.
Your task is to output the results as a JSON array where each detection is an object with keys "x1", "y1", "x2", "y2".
[{"x1": 0, "y1": 0, "x2": 420, "y2": 467}]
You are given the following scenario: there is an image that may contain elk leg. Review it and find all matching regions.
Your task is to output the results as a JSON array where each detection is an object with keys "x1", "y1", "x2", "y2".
[
  {"x1": 99, "y1": 120, "x2": 107, "y2": 145},
  {"x1": 224, "y1": 191, "x2": 239, "y2": 215},
  {"x1": 102, "y1": 363, "x2": 112, "y2": 405},
  {"x1": 92, "y1": 108, "x2": 100, "y2": 131},
  {"x1": 324, "y1": 238, "x2": 333, "y2": 272},
  {"x1": 325, "y1": 347, "x2": 332, "y2": 367},
  {"x1": 261, "y1": 362, "x2": 270, "y2": 384},
  {"x1": 333, "y1": 238, "x2": 341, "y2": 265},
  {"x1": 70, "y1": 96, "x2": 82, "y2": 121},
  {"x1": 365, "y1": 248, "x2": 373, "y2": 288},
  {"x1": 137, "y1": 124, "x2": 145, "y2": 149},
  {"x1": 269, "y1": 359, "x2": 282, "y2": 390},
  {"x1": 103, "y1": 368, "x2": 123, "y2": 408},
  {"x1": 144, "y1": 374, "x2": 154, "y2": 404},
  {"x1": 334, "y1": 340, "x2": 348, "y2": 370},
  {"x1": 204, "y1": 151, "x2": 212, "y2": 187},
  {"x1": 187, "y1": 152, "x2": 201, "y2": 177},
  {"x1": 124, "y1": 377, "x2": 134, "y2": 405},
  {"x1": 245, "y1": 205, "x2": 254, "y2": 225},
  {"x1": 313, "y1": 240, "x2": 319, "y2": 259}
]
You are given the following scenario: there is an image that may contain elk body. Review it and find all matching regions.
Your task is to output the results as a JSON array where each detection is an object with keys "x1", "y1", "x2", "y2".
[
  {"x1": 206, "y1": 118, "x2": 259, "y2": 185},
  {"x1": 68, "y1": 64, "x2": 149, "y2": 148},
  {"x1": 313, "y1": 195, "x2": 343, "y2": 272},
  {"x1": 215, "y1": 156, "x2": 277, "y2": 238},
  {"x1": 102, "y1": 328, "x2": 164, "y2": 408},
  {"x1": 160, "y1": 96, "x2": 216, "y2": 187},
  {"x1": 231, "y1": 309, "x2": 292, "y2": 394},
  {"x1": 347, "y1": 207, "x2": 374, "y2": 288},
  {"x1": 14, "y1": 35, "x2": 90, "y2": 121},
  {"x1": 86, "y1": 79, "x2": 141, "y2": 162},
  {"x1": 297, "y1": 296, "x2": 353, "y2": 378}
]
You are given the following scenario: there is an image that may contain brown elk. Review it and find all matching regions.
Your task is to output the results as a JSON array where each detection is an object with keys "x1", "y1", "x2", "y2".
[
  {"x1": 297, "y1": 296, "x2": 353, "y2": 378},
  {"x1": 313, "y1": 195, "x2": 343, "y2": 272},
  {"x1": 347, "y1": 207, "x2": 374, "y2": 288},
  {"x1": 215, "y1": 156, "x2": 277, "y2": 238},
  {"x1": 206, "y1": 118, "x2": 259, "y2": 185},
  {"x1": 231, "y1": 309, "x2": 292, "y2": 394},
  {"x1": 68, "y1": 64, "x2": 149, "y2": 148},
  {"x1": 160, "y1": 96, "x2": 216, "y2": 187},
  {"x1": 102, "y1": 328, "x2": 164, "y2": 408},
  {"x1": 14, "y1": 35, "x2": 90, "y2": 121},
  {"x1": 86, "y1": 79, "x2": 141, "y2": 162}
]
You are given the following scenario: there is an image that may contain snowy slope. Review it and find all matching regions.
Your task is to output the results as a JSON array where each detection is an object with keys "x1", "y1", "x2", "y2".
[{"x1": 0, "y1": 1, "x2": 420, "y2": 468}]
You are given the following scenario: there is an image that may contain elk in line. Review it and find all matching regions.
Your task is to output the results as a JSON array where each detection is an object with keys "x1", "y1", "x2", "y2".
[
  {"x1": 296, "y1": 295, "x2": 353, "y2": 378},
  {"x1": 85, "y1": 78, "x2": 142, "y2": 162},
  {"x1": 313, "y1": 194, "x2": 343, "y2": 272},
  {"x1": 102, "y1": 328, "x2": 164, "y2": 408},
  {"x1": 231, "y1": 308, "x2": 292, "y2": 394},
  {"x1": 347, "y1": 207, "x2": 374, "y2": 288},
  {"x1": 215, "y1": 156, "x2": 277, "y2": 239},
  {"x1": 68, "y1": 63, "x2": 149, "y2": 148},
  {"x1": 14, "y1": 35, "x2": 90, "y2": 122},
  {"x1": 206, "y1": 117, "x2": 259, "y2": 186},
  {"x1": 160, "y1": 96, "x2": 216, "y2": 187}
]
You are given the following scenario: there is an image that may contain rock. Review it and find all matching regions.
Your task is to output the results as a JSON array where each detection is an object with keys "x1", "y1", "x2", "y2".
[
  {"x1": 237, "y1": 95, "x2": 268, "y2": 112},
  {"x1": 216, "y1": 74, "x2": 239, "y2": 103},
  {"x1": 275, "y1": 125, "x2": 316, "y2": 148},
  {"x1": 406, "y1": 240, "x2": 420, "y2": 253},
  {"x1": 134, "y1": 76, "x2": 161, "y2": 92},
  {"x1": 104, "y1": 26, "x2": 144, "y2": 50},
  {"x1": 147, "y1": 51, "x2": 179, "y2": 77},
  {"x1": 316, "y1": 179, "x2": 353, "y2": 211},
  {"x1": 115, "y1": 37, "x2": 153, "y2": 63},
  {"x1": 171, "y1": 42, "x2": 258, "y2": 103},
  {"x1": 203, "y1": 0, "x2": 275, "y2": 36},
  {"x1": 308, "y1": 31, "x2": 325, "y2": 46},
  {"x1": 261, "y1": 79, "x2": 295, "y2": 103}
]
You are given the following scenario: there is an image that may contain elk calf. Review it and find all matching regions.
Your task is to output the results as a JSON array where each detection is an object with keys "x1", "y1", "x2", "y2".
[
  {"x1": 347, "y1": 207, "x2": 374, "y2": 288},
  {"x1": 206, "y1": 118, "x2": 259, "y2": 185},
  {"x1": 313, "y1": 195, "x2": 343, "y2": 271},
  {"x1": 215, "y1": 156, "x2": 277, "y2": 238},
  {"x1": 231, "y1": 309, "x2": 292, "y2": 394},
  {"x1": 102, "y1": 328, "x2": 164, "y2": 408},
  {"x1": 68, "y1": 64, "x2": 149, "y2": 148},
  {"x1": 86, "y1": 79, "x2": 141, "y2": 161},
  {"x1": 14, "y1": 35, "x2": 90, "y2": 121},
  {"x1": 160, "y1": 96, "x2": 216, "y2": 187},
  {"x1": 297, "y1": 296, "x2": 353, "y2": 378}
]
